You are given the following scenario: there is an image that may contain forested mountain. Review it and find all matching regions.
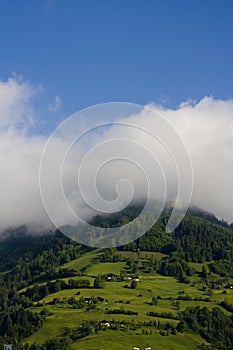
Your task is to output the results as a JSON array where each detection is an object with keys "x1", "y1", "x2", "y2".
[{"x1": 0, "y1": 207, "x2": 233, "y2": 349}]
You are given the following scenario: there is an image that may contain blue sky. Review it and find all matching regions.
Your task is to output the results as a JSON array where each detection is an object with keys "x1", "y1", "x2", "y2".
[
  {"x1": 0, "y1": 0, "x2": 233, "y2": 230},
  {"x1": 0, "y1": 0, "x2": 232, "y2": 129}
]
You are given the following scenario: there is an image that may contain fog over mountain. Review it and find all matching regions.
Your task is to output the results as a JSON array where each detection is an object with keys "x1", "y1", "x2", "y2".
[{"x1": 0, "y1": 76, "x2": 232, "y2": 234}]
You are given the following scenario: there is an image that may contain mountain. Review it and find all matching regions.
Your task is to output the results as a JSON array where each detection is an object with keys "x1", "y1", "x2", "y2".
[{"x1": 0, "y1": 208, "x2": 233, "y2": 349}]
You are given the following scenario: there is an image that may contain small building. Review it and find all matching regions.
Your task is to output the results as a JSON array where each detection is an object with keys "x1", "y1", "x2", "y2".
[
  {"x1": 99, "y1": 320, "x2": 111, "y2": 327},
  {"x1": 84, "y1": 297, "x2": 93, "y2": 304},
  {"x1": 97, "y1": 296, "x2": 105, "y2": 303},
  {"x1": 133, "y1": 276, "x2": 140, "y2": 282},
  {"x1": 124, "y1": 274, "x2": 132, "y2": 280},
  {"x1": 106, "y1": 273, "x2": 117, "y2": 280},
  {"x1": 4, "y1": 346, "x2": 12, "y2": 350},
  {"x1": 226, "y1": 282, "x2": 233, "y2": 289}
]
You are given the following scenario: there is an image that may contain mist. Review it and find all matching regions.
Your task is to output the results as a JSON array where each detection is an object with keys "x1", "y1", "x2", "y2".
[{"x1": 0, "y1": 76, "x2": 233, "y2": 235}]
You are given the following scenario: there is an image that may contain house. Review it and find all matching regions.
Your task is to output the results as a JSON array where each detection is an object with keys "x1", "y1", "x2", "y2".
[
  {"x1": 84, "y1": 296, "x2": 105, "y2": 304},
  {"x1": 84, "y1": 297, "x2": 93, "y2": 304},
  {"x1": 99, "y1": 320, "x2": 111, "y2": 327},
  {"x1": 106, "y1": 273, "x2": 117, "y2": 280},
  {"x1": 124, "y1": 274, "x2": 132, "y2": 280},
  {"x1": 4, "y1": 346, "x2": 12, "y2": 350},
  {"x1": 123, "y1": 274, "x2": 139, "y2": 281},
  {"x1": 133, "y1": 276, "x2": 140, "y2": 282},
  {"x1": 97, "y1": 296, "x2": 105, "y2": 303}
]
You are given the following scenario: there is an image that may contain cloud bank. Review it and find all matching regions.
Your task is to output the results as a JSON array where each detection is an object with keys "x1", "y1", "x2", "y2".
[{"x1": 0, "y1": 76, "x2": 232, "y2": 234}]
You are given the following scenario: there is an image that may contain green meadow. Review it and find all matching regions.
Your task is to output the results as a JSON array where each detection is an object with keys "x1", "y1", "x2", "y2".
[
  {"x1": 71, "y1": 331, "x2": 207, "y2": 350},
  {"x1": 23, "y1": 249, "x2": 233, "y2": 349}
]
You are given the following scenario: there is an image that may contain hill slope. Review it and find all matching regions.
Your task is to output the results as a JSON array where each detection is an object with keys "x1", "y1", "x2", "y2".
[{"x1": 0, "y1": 210, "x2": 233, "y2": 349}]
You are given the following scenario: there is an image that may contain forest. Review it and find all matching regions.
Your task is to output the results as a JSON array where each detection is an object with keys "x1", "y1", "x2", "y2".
[{"x1": 0, "y1": 207, "x2": 233, "y2": 349}]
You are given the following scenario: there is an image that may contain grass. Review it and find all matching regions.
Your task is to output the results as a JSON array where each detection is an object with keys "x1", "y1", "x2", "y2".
[
  {"x1": 61, "y1": 249, "x2": 102, "y2": 272},
  {"x1": 87, "y1": 261, "x2": 126, "y2": 276},
  {"x1": 71, "y1": 331, "x2": 207, "y2": 350},
  {"x1": 23, "y1": 250, "x2": 233, "y2": 349}
]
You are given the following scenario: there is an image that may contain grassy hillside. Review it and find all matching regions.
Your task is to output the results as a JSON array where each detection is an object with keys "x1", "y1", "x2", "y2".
[
  {"x1": 0, "y1": 211, "x2": 233, "y2": 349},
  {"x1": 71, "y1": 331, "x2": 207, "y2": 350},
  {"x1": 22, "y1": 248, "x2": 233, "y2": 348}
]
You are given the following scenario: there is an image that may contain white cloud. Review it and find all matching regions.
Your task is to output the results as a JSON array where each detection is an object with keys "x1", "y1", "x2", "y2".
[
  {"x1": 0, "y1": 75, "x2": 36, "y2": 131},
  {"x1": 152, "y1": 97, "x2": 233, "y2": 222},
  {"x1": 0, "y1": 75, "x2": 232, "y2": 235},
  {"x1": 48, "y1": 95, "x2": 61, "y2": 112},
  {"x1": 0, "y1": 76, "x2": 48, "y2": 232}
]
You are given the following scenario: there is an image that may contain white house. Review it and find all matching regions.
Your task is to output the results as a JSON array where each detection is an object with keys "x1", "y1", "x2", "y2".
[
  {"x1": 4, "y1": 345, "x2": 12, "y2": 350},
  {"x1": 99, "y1": 320, "x2": 111, "y2": 327}
]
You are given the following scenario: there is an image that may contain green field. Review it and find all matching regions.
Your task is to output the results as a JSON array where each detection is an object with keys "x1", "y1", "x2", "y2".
[
  {"x1": 71, "y1": 331, "x2": 207, "y2": 350},
  {"x1": 87, "y1": 261, "x2": 126, "y2": 276},
  {"x1": 22, "y1": 249, "x2": 233, "y2": 349}
]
